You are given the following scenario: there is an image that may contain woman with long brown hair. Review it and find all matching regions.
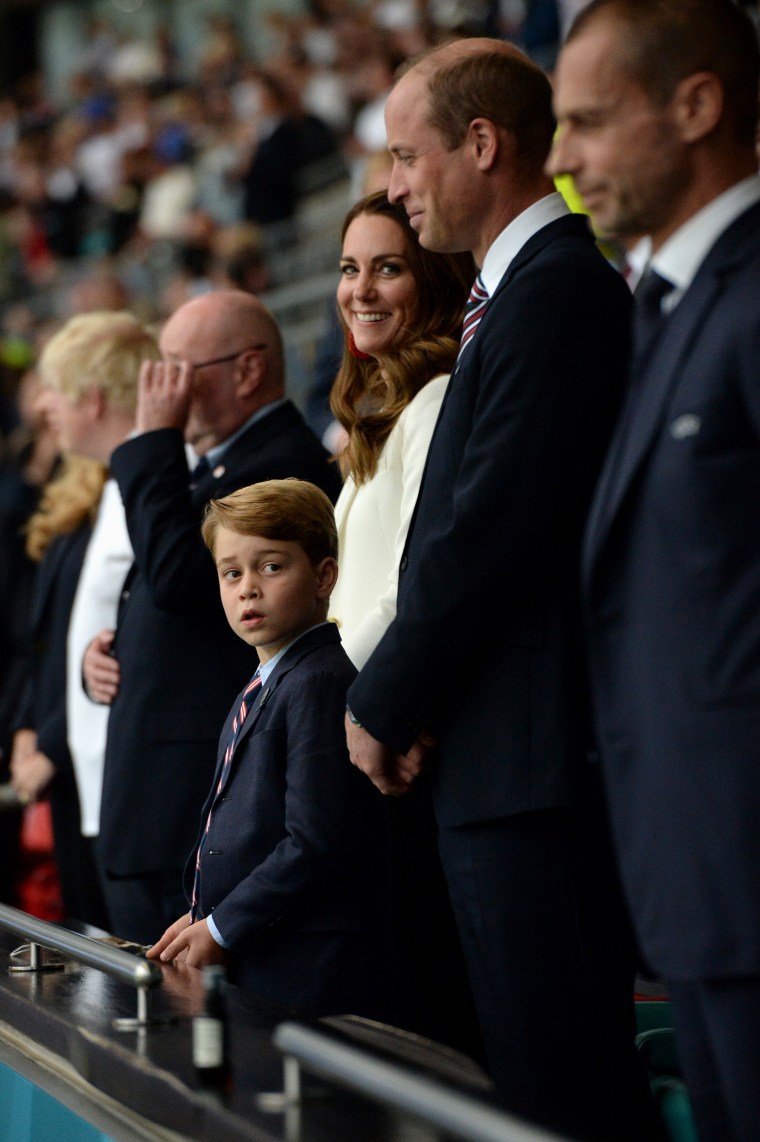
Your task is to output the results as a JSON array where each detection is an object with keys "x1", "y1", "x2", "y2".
[
  {"x1": 329, "y1": 191, "x2": 481, "y2": 1057},
  {"x1": 329, "y1": 190, "x2": 474, "y2": 669}
]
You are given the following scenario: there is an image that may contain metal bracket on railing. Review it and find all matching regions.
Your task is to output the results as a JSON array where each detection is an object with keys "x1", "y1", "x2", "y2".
[
  {"x1": 112, "y1": 974, "x2": 162, "y2": 1030},
  {"x1": 9, "y1": 942, "x2": 65, "y2": 973},
  {"x1": 0, "y1": 902, "x2": 166, "y2": 1033}
]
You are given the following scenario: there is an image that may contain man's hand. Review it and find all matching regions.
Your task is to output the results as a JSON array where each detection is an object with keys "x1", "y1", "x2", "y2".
[
  {"x1": 10, "y1": 731, "x2": 56, "y2": 802},
  {"x1": 135, "y1": 359, "x2": 193, "y2": 434},
  {"x1": 83, "y1": 628, "x2": 121, "y2": 704},
  {"x1": 147, "y1": 913, "x2": 227, "y2": 969},
  {"x1": 345, "y1": 716, "x2": 429, "y2": 796}
]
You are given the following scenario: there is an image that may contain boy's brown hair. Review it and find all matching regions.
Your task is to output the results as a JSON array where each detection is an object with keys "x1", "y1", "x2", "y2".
[{"x1": 201, "y1": 478, "x2": 338, "y2": 564}]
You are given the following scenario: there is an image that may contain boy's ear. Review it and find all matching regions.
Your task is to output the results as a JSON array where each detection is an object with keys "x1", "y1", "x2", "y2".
[{"x1": 315, "y1": 556, "x2": 339, "y2": 597}]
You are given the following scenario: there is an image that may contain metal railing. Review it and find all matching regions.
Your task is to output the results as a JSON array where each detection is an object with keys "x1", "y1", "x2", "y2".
[
  {"x1": 0, "y1": 903, "x2": 162, "y2": 1029},
  {"x1": 272, "y1": 1021, "x2": 569, "y2": 1142}
]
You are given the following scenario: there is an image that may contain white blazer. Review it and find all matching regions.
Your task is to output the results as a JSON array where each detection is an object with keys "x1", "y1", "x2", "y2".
[{"x1": 330, "y1": 375, "x2": 448, "y2": 669}]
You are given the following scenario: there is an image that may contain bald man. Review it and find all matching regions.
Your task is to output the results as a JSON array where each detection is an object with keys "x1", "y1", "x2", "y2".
[
  {"x1": 344, "y1": 40, "x2": 655, "y2": 1139},
  {"x1": 84, "y1": 290, "x2": 341, "y2": 943}
]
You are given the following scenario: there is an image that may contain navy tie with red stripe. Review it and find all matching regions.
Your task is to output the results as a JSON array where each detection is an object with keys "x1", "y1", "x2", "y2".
[
  {"x1": 190, "y1": 672, "x2": 262, "y2": 920},
  {"x1": 458, "y1": 274, "x2": 489, "y2": 360}
]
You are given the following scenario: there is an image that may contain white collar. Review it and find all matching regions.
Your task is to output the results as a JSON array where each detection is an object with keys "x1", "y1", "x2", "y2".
[
  {"x1": 650, "y1": 176, "x2": 760, "y2": 297},
  {"x1": 479, "y1": 192, "x2": 572, "y2": 296}
]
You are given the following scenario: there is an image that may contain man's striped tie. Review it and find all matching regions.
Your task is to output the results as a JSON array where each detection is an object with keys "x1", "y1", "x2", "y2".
[{"x1": 458, "y1": 274, "x2": 489, "y2": 359}]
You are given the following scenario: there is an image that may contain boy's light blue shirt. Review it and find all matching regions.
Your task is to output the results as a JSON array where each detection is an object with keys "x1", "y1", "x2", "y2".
[{"x1": 205, "y1": 621, "x2": 331, "y2": 947}]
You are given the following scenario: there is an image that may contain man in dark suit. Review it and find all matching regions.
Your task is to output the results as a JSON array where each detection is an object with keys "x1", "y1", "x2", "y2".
[
  {"x1": 83, "y1": 290, "x2": 341, "y2": 944},
  {"x1": 344, "y1": 40, "x2": 655, "y2": 1141},
  {"x1": 548, "y1": 2, "x2": 760, "y2": 1139}
]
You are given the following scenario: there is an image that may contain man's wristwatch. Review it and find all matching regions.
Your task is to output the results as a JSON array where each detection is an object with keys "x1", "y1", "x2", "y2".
[{"x1": 346, "y1": 705, "x2": 363, "y2": 727}]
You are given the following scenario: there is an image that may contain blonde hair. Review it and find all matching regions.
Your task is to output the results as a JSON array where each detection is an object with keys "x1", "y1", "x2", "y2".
[
  {"x1": 202, "y1": 479, "x2": 338, "y2": 564},
  {"x1": 25, "y1": 455, "x2": 108, "y2": 562},
  {"x1": 38, "y1": 311, "x2": 160, "y2": 409}
]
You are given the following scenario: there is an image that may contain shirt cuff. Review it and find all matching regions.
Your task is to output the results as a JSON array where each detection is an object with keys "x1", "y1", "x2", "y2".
[{"x1": 206, "y1": 914, "x2": 229, "y2": 948}]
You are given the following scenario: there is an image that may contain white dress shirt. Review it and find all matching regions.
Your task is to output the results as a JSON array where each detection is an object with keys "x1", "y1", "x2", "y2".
[
  {"x1": 479, "y1": 191, "x2": 571, "y2": 292},
  {"x1": 650, "y1": 175, "x2": 760, "y2": 311},
  {"x1": 66, "y1": 478, "x2": 133, "y2": 835}
]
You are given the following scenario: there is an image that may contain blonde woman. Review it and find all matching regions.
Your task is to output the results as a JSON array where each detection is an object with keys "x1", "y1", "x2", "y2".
[{"x1": 10, "y1": 312, "x2": 159, "y2": 924}]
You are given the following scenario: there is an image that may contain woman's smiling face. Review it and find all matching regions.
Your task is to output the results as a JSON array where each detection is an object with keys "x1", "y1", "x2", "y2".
[{"x1": 338, "y1": 212, "x2": 417, "y2": 358}]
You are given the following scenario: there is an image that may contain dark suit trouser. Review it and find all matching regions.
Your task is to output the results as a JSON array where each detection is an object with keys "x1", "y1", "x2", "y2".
[
  {"x1": 96, "y1": 862, "x2": 188, "y2": 945},
  {"x1": 669, "y1": 977, "x2": 760, "y2": 1142},
  {"x1": 438, "y1": 807, "x2": 659, "y2": 1142}
]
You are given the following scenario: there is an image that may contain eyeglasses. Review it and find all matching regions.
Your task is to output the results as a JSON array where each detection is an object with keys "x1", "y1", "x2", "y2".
[{"x1": 189, "y1": 345, "x2": 268, "y2": 370}]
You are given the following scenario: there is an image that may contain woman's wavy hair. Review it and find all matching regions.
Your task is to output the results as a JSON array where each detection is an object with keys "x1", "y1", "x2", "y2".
[
  {"x1": 330, "y1": 192, "x2": 474, "y2": 483},
  {"x1": 26, "y1": 455, "x2": 108, "y2": 562}
]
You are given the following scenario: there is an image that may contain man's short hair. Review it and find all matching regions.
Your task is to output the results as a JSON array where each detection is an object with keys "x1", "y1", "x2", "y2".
[
  {"x1": 422, "y1": 50, "x2": 556, "y2": 172},
  {"x1": 569, "y1": 0, "x2": 760, "y2": 148},
  {"x1": 39, "y1": 311, "x2": 159, "y2": 409},
  {"x1": 202, "y1": 479, "x2": 338, "y2": 564}
]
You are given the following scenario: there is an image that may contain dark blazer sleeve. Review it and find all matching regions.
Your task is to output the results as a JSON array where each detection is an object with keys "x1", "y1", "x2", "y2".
[
  {"x1": 110, "y1": 428, "x2": 216, "y2": 612},
  {"x1": 349, "y1": 222, "x2": 631, "y2": 753},
  {"x1": 203, "y1": 664, "x2": 370, "y2": 946}
]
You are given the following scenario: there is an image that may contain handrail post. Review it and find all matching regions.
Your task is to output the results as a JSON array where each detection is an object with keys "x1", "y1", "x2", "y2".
[{"x1": 0, "y1": 902, "x2": 164, "y2": 1030}]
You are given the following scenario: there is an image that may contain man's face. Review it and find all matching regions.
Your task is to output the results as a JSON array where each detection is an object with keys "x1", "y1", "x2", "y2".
[
  {"x1": 547, "y1": 20, "x2": 689, "y2": 245},
  {"x1": 159, "y1": 311, "x2": 244, "y2": 453},
  {"x1": 385, "y1": 71, "x2": 477, "y2": 254}
]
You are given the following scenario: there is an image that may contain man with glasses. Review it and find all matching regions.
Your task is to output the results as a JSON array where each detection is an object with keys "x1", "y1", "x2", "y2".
[{"x1": 83, "y1": 289, "x2": 340, "y2": 942}]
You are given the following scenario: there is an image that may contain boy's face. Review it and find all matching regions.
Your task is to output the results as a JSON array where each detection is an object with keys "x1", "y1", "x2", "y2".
[{"x1": 213, "y1": 527, "x2": 337, "y2": 663}]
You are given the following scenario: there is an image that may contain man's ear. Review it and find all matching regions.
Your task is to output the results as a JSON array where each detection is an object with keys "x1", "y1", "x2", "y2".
[
  {"x1": 235, "y1": 349, "x2": 265, "y2": 397},
  {"x1": 315, "y1": 556, "x2": 339, "y2": 598},
  {"x1": 466, "y1": 117, "x2": 501, "y2": 171},
  {"x1": 673, "y1": 71, "x2": 724, "y2": 144}
]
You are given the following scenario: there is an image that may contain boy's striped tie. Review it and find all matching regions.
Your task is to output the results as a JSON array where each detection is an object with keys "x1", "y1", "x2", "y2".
[{"x1": 190, "y1": 672, "x2": 262, "y2": 920}]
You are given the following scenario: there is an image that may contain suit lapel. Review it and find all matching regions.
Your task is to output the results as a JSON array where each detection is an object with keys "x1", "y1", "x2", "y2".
[
  {"x1": 212, "y1": 681, "x2": 271, "y2": 799},
  {"x1": 583, "y1": 204, "x2": 759, "y2": 581},
  {"x1": 31, "y1": 531, "x2": 86, "y2": 632},
  {"x1": 190, "y1": 402, "x2": 300, "y2": 505},
  {"x1": 211, "y1": 623, "x2": 342, "y2": 798},
  {"x1": 409, "y1": 214, "x2": 595, "y2": 560}
]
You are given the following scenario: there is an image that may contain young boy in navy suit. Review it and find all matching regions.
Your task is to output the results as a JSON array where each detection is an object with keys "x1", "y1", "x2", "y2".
[{"x1": 148, "y1": 479, "x2": 390, "y2": 1017}]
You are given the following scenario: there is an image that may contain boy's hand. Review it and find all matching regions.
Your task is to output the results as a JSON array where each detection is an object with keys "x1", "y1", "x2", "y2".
[
  {"x1": 346, "y1": 718, "x2": 428, "y2": 796},
  {"x1": 147, "y1": 913, "x2": 227, "y2": 969},
  {"x1": 146, "y1": 912, "x2": 192, "y2": 960},
  {"x1": 83, "y1": 629, "x2": 120, "y2": 704}
]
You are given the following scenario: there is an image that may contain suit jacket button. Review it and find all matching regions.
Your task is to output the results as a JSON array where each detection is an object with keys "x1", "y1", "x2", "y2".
[{"x1": 400, "y1": 555, "x2": 408, "y2": 572}]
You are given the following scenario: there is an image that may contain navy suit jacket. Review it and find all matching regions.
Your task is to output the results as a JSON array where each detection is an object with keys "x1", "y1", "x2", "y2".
[
  {"x1": 583, "y1": 198, "x2": 760, "y2": 979},
  {"x1": 348, "y1": 213, "x2": 632, "y2": 828},
  {"x1": 100, "y1": 401, "x2": 342, "y2": 877},
  {"x1": 187, "y1": 623, "x2": 389, "y2": 1009}
]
